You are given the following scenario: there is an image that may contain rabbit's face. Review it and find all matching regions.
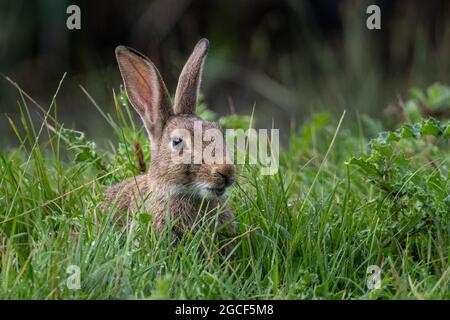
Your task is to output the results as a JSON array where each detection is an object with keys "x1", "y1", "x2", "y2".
[
  {"x1": 152, "y1": 114, "x2": 236, "y2": 199},
  {"x1": 115, "y1": 39, "x2": 235, "y2": 199}
]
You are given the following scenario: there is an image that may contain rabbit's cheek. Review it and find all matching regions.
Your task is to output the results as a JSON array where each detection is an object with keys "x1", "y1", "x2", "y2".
[
  {"x1": 169, "y1": 164, "x2": 190, "y2": 183},
  {"x1": 195, "y1": 167, "x2": 212, "y2": 183}
]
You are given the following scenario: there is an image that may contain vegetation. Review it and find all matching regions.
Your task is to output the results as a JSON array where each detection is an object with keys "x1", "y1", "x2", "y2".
[{"x1": 0, "y1": 81, "x2": 448, "y2": 299}]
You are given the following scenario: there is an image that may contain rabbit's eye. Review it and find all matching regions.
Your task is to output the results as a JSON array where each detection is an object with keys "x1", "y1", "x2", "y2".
[{"x1": 172, "y1": 137, "x2": 183, "y2": 147}]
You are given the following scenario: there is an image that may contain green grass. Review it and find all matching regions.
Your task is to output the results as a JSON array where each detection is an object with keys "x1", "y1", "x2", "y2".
[{"x1": 0, "y1": 80, "x2": 449, "y2": 300}]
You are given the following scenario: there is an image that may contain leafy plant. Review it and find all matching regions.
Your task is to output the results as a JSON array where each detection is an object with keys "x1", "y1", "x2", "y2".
[
  {"x1": 405, "y1": 83, "x2": 450, "y2": 122},
  {"x1": 347, "y1": 118, "x2": 449, "y2": 242}
]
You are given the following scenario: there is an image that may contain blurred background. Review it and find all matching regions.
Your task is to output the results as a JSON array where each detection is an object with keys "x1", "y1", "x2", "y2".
[{"x1": 1, "y1": 0, "x2": 449, "y2": 146}]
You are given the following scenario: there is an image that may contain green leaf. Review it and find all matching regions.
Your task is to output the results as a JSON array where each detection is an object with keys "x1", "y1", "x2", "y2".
[
  {"x1": 75, "y1": 151, "x2": 89, "y2": 163},
  {"x1": 444, "y1": 123, "x2": 450, "y2": 139},
  {"x1": 409, "y1": 88, "x2": 427, "y2": 104},
  {"x1": 420, "y1": 118, "x2": 442, "y2": 136},
  {"x1": 397, "y1": 124, "x2": 418, "y2": 138},
  {"x1": 426, "y1": 83, "x2": 450, "y2": 110},
  {"x1": 404, "y1": 100, "x2": 422, "y2": 123},
  {"x1": 373, "y1": 143, "x2": 393, "y2": 157},
  {"x1": 347, "y1": 158, "x2": 380, "y2": 177}
]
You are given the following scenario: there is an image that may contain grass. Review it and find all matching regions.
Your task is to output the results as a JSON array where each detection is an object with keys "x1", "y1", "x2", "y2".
[{"x1": 0, "y1": 78, "x2": 449, "y2": 300}]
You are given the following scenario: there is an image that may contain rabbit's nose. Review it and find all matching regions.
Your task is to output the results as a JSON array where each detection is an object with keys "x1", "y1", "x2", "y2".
[{"x1": 213, "y1": 164, "x2": 235, "y2": 187}]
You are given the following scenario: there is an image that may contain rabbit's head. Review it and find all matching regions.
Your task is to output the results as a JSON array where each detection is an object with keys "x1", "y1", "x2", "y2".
[{"x1": 115, "y1": 39, "x2": 235, "y2": 200}]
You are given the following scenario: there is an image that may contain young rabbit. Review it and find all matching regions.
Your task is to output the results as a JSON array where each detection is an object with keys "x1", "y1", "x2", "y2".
[{"x1": 104, "y1": 39, "x2": 237, "y2": 238}]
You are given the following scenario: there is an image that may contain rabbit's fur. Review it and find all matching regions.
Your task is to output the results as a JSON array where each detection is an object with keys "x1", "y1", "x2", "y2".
[{"x1": 104, "y1": 39, "x2": 237, "y2": 238}]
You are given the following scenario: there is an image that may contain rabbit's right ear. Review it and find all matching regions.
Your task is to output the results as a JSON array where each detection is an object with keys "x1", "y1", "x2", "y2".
[
  {"x1": 174, "y1": 38, "x2": 209, "y2": 115},
  {"x1": 115, "y1": 46, "x2": 173, "y2": 145}
]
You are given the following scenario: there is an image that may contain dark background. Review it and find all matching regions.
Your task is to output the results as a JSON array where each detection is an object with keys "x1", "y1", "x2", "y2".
[{"x1": 1, "y1": 0, "x2": 449, "y2": 145}]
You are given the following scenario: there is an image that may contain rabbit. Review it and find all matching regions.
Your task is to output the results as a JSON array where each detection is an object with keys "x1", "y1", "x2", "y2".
[{"x1": 103, "y1": 39, "x2": 238, "y2": 238}]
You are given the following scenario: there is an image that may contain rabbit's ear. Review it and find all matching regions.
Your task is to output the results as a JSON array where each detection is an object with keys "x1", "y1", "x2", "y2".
[
  {"x1": 174, "y1": 38, "x2": 209, "y2": 115},
  {"x1": 116, "y1": 46, "x2": 173, "y2": 144}
]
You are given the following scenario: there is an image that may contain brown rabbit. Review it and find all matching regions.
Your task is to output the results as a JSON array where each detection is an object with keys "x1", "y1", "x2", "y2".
[{"x1": 104, "y1": 39, "x2": 237, "y2": 238}]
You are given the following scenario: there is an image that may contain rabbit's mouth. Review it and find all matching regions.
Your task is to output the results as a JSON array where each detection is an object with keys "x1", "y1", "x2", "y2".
[
  {"x1": 207, "y1": 186, "x2": 226, "y2": 197},
  {"x1": 172, "y1": 182, "x2": 227, "y2": 199}
]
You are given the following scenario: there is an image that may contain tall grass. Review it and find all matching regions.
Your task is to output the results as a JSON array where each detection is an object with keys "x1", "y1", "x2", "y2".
[{"x1": 0, "y1": 79, "x2": 448, "y2": 299}]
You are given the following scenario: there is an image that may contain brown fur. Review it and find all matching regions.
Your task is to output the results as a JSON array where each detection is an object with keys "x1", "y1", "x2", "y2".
[{"x1": 104, "y1": 39, "x2": 237, "y2": 238}]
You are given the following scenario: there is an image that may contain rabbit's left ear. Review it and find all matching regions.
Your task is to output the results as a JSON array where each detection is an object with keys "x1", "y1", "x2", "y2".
[
  {"x1": 115, "y1": 46, "x2": 173, "y2": 145},
  {"x1": 174, "y1": 38, "x2": 209, "y2": 115}
]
